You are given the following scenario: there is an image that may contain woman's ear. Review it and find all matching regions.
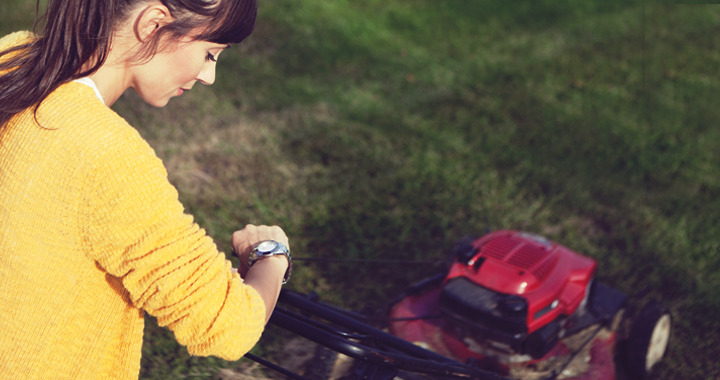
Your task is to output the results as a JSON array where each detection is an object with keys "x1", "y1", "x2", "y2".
[{"x1": 133, "y1": 3, "x2": 174, "y2": 42}]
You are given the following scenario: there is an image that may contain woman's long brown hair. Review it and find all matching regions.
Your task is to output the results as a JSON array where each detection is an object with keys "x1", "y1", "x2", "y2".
[{"x1": 0, "y1": 0, "x2": 256, "y2": 129}]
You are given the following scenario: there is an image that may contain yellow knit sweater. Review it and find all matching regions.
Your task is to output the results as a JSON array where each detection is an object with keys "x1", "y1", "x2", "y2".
[{"x1": 0, "y1": 32, "x2": 266, "y2": 379}]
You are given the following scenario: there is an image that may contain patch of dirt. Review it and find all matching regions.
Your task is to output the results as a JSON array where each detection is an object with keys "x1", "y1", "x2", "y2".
[
  {"x1": 217, "y1": 363, "x2": 272, "y2": 380},
  {"x1": 216, "y1": 338, "x2": 318, "y2": 380},
  {"x1": 116, "y1": 87, "x2": 337, "y2": 207},
  {"x1": 278, "y1": 338, "x2": 318, "y2": 374}
]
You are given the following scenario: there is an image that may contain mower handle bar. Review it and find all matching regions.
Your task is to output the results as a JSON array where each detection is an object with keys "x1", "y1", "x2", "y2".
[{"x1": 266, "y1": 290, "x2": 511, "y2": 380}]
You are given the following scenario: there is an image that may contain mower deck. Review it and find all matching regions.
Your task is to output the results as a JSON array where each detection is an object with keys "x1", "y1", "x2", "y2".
[{"x1": 389, "y1": 280, "x2": 626, "y2": 379}]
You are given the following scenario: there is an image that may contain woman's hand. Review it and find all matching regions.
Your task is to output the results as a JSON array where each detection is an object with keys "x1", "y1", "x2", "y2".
[
  {"x1": 231, "y1": 224, "x2": 290, "y2": 323},
  {"x1": 232, "y1": 224, "x2": 289, "y2": 278}
]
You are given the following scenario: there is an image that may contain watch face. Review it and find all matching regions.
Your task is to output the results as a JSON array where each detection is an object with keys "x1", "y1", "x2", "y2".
[{"x1": 257, "y1": 240, "x2": 278, "y2": 253}]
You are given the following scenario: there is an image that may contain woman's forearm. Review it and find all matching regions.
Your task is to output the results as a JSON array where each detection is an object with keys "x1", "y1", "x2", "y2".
[{"x1": 242, "y1": 255, "x2": 288, "y2": 323}]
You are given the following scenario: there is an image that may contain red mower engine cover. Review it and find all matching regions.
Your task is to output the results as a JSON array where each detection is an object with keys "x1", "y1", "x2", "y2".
[{"x1": 440, "y1": 230, "x2": 596, "y2": 357}]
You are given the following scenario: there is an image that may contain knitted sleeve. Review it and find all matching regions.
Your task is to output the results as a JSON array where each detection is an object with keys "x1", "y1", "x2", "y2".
[{"x1": 79, "y1": 123, "x2": 266, "y2": 360}]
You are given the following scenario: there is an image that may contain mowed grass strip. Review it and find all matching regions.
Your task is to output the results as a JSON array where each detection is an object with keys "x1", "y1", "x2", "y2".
[{"x1": 2, "y1": 1, "x2": 719, "y2": 379}]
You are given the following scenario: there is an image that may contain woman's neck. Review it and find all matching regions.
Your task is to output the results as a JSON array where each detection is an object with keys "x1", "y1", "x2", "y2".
[{"x1": 88, "y1": 60, "x2": 131, "y2": 107}]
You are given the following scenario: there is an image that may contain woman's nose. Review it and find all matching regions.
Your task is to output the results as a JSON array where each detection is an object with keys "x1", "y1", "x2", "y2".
[{"x1": 197, "y1": 63, "x2": 216, "y2": 85}]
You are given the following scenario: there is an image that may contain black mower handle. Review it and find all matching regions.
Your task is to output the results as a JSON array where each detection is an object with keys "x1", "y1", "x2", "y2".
[{"x1": 267, "y1": 290, "x2": 511, "y2": 380}]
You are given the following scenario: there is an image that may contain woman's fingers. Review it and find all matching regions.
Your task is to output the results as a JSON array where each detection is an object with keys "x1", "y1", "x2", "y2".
[{"x1": 231, "y1": 224, "x2": 289, "y2": 278}]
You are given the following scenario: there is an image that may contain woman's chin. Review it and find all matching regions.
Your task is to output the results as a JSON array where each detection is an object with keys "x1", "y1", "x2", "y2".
[
  {"x1": 145, "y1": 96, "x2": 172, "y2": 108},
  {"x1": 131, "y1": 88, "x2": 173, "y2": 108}
]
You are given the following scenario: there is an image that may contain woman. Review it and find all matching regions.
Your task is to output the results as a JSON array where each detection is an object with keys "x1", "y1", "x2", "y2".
[{"x1": 0, "y1": 0, "x2": 289, "y2": 378}]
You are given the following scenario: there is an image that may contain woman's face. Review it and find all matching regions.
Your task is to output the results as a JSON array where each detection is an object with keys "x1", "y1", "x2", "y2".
[{"x1": 129, "y1": 38, "x2": 228, "y2": 107}]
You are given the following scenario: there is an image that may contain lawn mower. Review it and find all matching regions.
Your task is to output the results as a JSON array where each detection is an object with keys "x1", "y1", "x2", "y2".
[{"x1": 243, "y1": 230, "x2": 672, "y2": 380}]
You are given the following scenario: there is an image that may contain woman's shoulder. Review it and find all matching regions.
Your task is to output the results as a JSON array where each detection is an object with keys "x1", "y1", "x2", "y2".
[
  {"x1": 29, "y1": 82, "x2": 160, "y2": 166},
  {"x1": 40, "y1": 83, "x2": 131, "y2": 133},
  {"x1": 0, "y1": 31, "x2": 34, "y2": 69},
  {"x1": 0, "y1": 31, "x2": 34, "y2": 52}
]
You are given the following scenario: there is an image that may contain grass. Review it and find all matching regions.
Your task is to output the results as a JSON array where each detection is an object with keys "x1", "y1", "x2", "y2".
[{"x1": 2, "y1": 1, "x2": 720, "y2": 379}]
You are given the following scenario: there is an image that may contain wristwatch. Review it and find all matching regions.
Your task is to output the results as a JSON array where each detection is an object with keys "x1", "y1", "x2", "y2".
[{"x1": 248, "y1": 240, "x2": 292, "y2": 284}]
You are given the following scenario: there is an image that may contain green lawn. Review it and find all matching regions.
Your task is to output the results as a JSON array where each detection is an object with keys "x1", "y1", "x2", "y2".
[{"x1": 2, "y1": 1, "x2": 719, "y2": 379}]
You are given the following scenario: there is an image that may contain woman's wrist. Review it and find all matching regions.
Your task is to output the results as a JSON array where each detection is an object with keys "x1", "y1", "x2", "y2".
[
  {"x1": 248, "y1": 255, "x2": 288, "y2": 279},
  {"x1": 243, "y1": 255, "x2": 288, "y2": 323}
]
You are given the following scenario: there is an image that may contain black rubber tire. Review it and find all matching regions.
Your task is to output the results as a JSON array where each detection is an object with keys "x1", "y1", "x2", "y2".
[{"x1": 625, "y1": 302, "x2": 672, "y2": 379}]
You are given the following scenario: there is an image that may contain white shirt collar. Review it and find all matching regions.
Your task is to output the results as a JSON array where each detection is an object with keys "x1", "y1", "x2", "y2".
[{"x1": 73, "y1": 77, "x2": 105, "y2": 105}]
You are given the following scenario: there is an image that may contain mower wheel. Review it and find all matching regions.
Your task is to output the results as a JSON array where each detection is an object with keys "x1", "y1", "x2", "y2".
[{"x1": 625, "y1": 302, "x2": 671, "y2": 378}]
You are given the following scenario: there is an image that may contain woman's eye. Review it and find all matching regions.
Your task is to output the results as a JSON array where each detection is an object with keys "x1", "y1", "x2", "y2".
[{"x1": 206, "y1": 52, "x2": 217, "y2": 62}]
